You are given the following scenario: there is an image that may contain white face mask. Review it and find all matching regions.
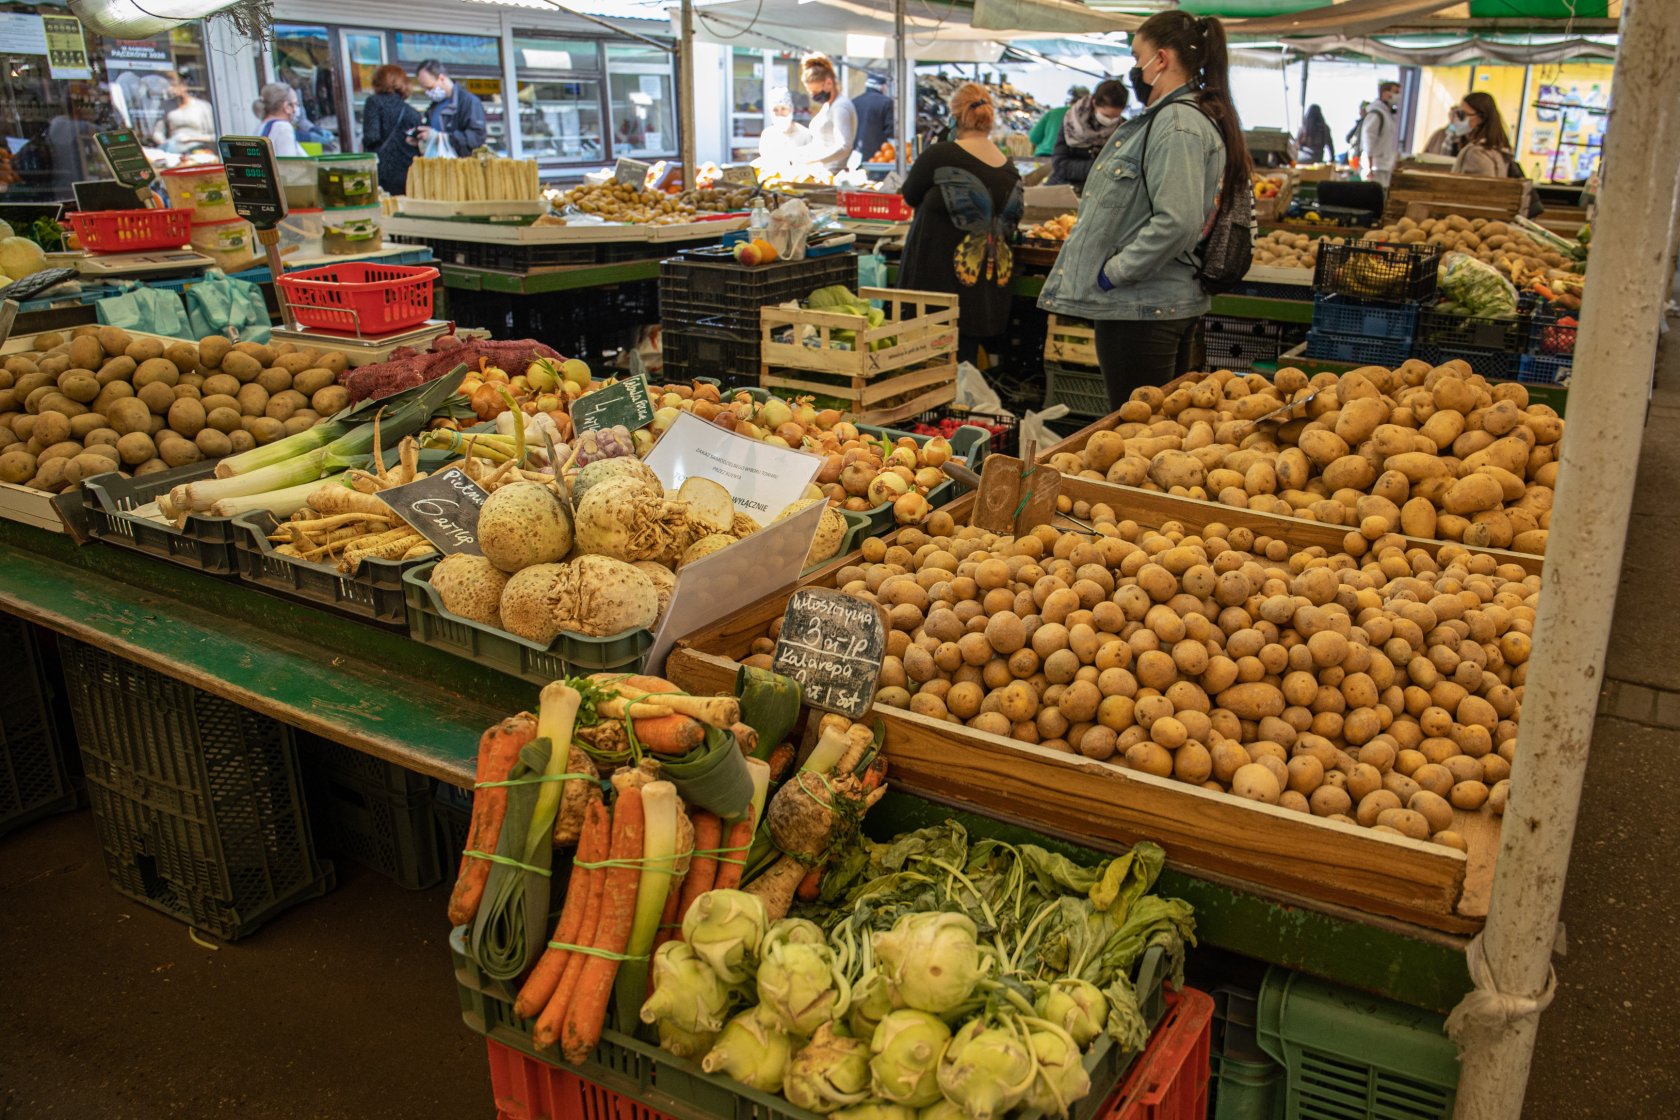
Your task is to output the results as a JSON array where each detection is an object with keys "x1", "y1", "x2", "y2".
[{"x1": 1095, "y1": 110, "x2": 1121, "y2": 126}]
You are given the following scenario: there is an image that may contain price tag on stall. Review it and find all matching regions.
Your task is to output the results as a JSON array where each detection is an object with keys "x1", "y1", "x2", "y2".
[
  {"x1": 614, "y1": 157, "x2": 652, "y2": 189},
  {"x1": 572, "y1": 373, "x2": 655, "y2": 434},
  {"x1": 377, "y1": 467, "x2": 488, "y2": 556},
  {"x1": 971, "y1": 454, "x2": 1060, "y2": 536},
  {"x1": 772, "y1": 588, "x2": 888, "y2": 718},
  {"x1": 643, "y1": 410, "x2": 822, "y2": 519},
  {"x1": 95, "y1": 129, "x2": 154, "y2": 192},
  {"x1": 721, "y1": 165, "x2": 758, "y2": 187}
]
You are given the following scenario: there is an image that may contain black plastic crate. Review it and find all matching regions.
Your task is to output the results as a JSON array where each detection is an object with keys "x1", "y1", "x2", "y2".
[
  {"x1": 300, "y1": 736, "x2": 442, "y2": 890},
  {"x1": 1414, "y1": 343, "x2": 1521, "y2": 380},
  {"x1": 408, "y1": 235, "x2": 600, "y2": 270},
  {"x1": 661, "y1": 322, "x2": 762, "y2": 389},
  {"x1": 232, "y1": 511, "x2": 413, "y2": 627},
  {"x1": 1309, "y1": 294, "x2": 1418, "y2": 341},
  {"x1": 1204, "y1": 314, "x2": 1286, "y2": 372},
  {"x1": 0, "y1": 617, "x2": 78, "y2": 837},
  {"x1": 64, "y1": 641, "x2": 333, "y2": 939},
  {"x1": 82, "y1": 462, "x2": 242, "y2": 576},
  {"x1": 1304, "y1": 331, "x2": 1411, "y2": 368},
  {"x1": 659, "y1": 251, "x2": 858, "y2": 338},
  {"x1": 1527, "y1": 307, "x2": 1578, "y2": 356},
  {"x1": 1415, "y1": 303, "x2": 1528, "y2": 353},
  {"x1": 435, "y1": 781, "x2": 473, "y2": 873},
  {"x1": 1045, "y1": 360, "x2": 1112, "y2": 418},
  {"x1": 1312, "y1": 242, "x2": 1440, "y2": 303}
]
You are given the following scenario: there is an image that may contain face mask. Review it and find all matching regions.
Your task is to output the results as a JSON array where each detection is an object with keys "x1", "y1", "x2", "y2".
[
  {"x1": 1128, "y1": 51, "x2": 1162, "y2": 105},
  {"x1": 426, "y1": 85, "x2": 449, "y2": 103},
  {"x1": 1095, "y1": 110, "x2": 1121, "y2": 126},
  {"x1": 1447, "y1": 118, "x2": 1470, "y2": 136},
  {"x1": 812, "y1": 90, "x2": 831, "y2": 104}
]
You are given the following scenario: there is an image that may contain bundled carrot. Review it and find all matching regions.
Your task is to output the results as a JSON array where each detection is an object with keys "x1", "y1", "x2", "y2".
[
  {"x1": 515, "y1": 801, "x2": 608, "y2": 1019},
  {"x1": 534, "y1": 808, "x2": 615, "y2": 1049},
  {"x1": 674, "y1": 810, "x2": 723, "y2": 923},
  {"x1": 448, "y1": 713, "x2": 538, "y2": 927},
  {"x1": 797, "y1": 863, "x2": 825, "y2": 903},
  {"x1": 559, "y1": 783, "x2": 646, "y2": 1062},
  {"x1": 713, "y1": 807, "x2": 755, "y2": 891},
  {"x1": 631, "y1": 713, "x2": 706, "y2": 755}
]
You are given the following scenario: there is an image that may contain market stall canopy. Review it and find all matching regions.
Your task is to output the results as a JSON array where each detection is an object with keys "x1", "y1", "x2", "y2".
[{"x1": 972, "y1": 0, "x2": 1618, "y2": 37}]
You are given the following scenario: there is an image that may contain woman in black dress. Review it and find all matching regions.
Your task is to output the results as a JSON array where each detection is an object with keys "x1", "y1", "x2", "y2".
[
  {"x1": 362, "y1": 64, "x2": 422, "y2": 196},
  {"x1": 899, "y1": 83, "x2": 1022, "y2": 366}
]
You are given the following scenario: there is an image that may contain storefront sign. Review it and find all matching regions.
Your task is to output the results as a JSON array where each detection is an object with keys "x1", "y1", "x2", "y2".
[
  {"x1": 0, "y1": 14, "x2": 47, "y2": 58},
  {"x1": 379, "y1": 467, "x2": 487, "y2": 556},
  {"x1": 614, "y1": 156, "x2": 651, "y2": 188},
  {"x1": 106, "y1": 35, "x2": 172, "y2": 72},
  {"x1": 643, "y1": 411, "x2": 822, "y2": 520},
  {"x1": 772, "y1": 588, "x2": 887, "y2": 718},
  {"x1": 571, "y1": 373, "x2": 654, "y2": 434},
  {"x1": 41, "y1": 16, "x2": 88, "y2": 80}
]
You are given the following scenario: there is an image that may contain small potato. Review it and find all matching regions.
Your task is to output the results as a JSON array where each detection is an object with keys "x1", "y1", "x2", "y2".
[
  {"x1": 67, "y1": 334, "x2": 104, "y2": 370},
  {"x1": 221, "y1": 351, "x2": 263, "y2": 383},
  {"x1": 1231, "y1": 762, "x2": 1281, "y2": 804},
  {"x1": 133, "y1": 357, "x2": 179, "y2": 388},
  {"x1": 137, "y1": 381, "x2": 176, "y2": 416},
  {"x1": 256, "y1": 367, "x2": 293, "y2": 394},
  {"x1": 115, "y1": 432, "x2": 157, "y2": 466},
  {"x1": 194, "y1": 428, "x2": 233, "y2": 458},
  {"x1": 233, "y1": 341, "x2": 277, "y2": 367},
  {"x1": 311, "y1": 385, "x2": 350, "y2": 415},
  {"x1": 124, "y1": 337, "x2": 166, "y2": 363},
  {"x1": 1376, "y1": 807, "x2": 1430, "y2": 841},
  {"x1": 197, "y1": 335, "x2": 233, "y2": 369},
  {"x1": 249, "y1": 417, "x2": 286, "y2": 444},
  {"x1": 0, "y1": 450, "x2": 36, "y2": 483},
  {"x1": 57, "y1": 372, "x2": 99, "y2": 403},
  {"x1": 159, "y1": 437, "x2": 203, "y2": 467},
  {"x1": 164, "y1": 342, "x2": 200, "y2": 372}
]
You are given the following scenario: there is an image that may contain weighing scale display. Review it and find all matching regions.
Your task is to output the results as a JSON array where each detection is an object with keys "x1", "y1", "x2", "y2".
[
  {"x1": 218, "y1": 136, "x2": 288, "y2": 229},
  {"x1": 96, "y1": 130, "x2": 154, "y2": 190}
]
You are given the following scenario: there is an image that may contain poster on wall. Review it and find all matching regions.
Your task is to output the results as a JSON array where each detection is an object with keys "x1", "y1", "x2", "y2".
[
  {"x1": 106, "y1": 36, "x2": 173, "y2": 71},
  {"x1": 0, "y1": 14, "x2": 47, "y2": 58},
  {"x1": 42, "y1": 16, "x2": 91, "y2": 80}
]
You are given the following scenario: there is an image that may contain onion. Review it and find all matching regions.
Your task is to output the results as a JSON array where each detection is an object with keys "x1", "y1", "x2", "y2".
[{"x1": 868, "y1": 472, "x2": 911, "y2": 506}]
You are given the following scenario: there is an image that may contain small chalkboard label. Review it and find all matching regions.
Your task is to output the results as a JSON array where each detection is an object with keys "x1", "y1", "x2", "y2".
[
  {"x1": 722, "y1": 165, "x2": 758, "y2": 187},
  {"x1": 972, "y1": 454, "x2": 1060, "y2": 536},
  {"x1": 573, "y1": 373, "x2": 655, "y2": 434},
  {"x1": 379, "y1": 466, "x2": 488, "y2": 556},
  {"x1": 614, "y1": 157, "x2": 652, "y2": 188},
  {"x1": 772, "y1": 588, "x2": 888, "y2": 719}
]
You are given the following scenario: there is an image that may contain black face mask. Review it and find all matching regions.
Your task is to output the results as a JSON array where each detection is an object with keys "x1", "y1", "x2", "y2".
[
  {"x1": 1127, "y1": 66, "x2": 1150, "y2": 105},
  {"x1": 812, "y1": 90, "x2": 831, "y2": 104}
]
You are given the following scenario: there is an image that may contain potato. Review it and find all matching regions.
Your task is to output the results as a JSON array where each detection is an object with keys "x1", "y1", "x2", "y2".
[
  {"x1": 29, "y1": 457, "x2": 68, "y2": 492},
  {"x1": 1231, "y1": 762, "x2": 1281, "y2": 804},
  {"x1": 274, "y1": 353, "x2": 314, "y2": 375},
  {"x1": 125, "y1": 337, "x2": 166, "y2": 363},
  {"x1": 233, "y1": 341, "x2": 277, "y2": 368},
  {"x1": 206, "y1": 406, "x2": 242, "y2": 434},
  {"x1": 0, "y1": 450, "x2": 36, "y2": 483},
  {"x1": 62, "y1": 452, "x2": 116, "y2": 486},
  {"x1": 94, "y1": 326, "x2": 132, "y2": 356},
  {"x1": 133, "y1": 358, "x2": 180, "y2": 388},
  {"x1": 194, "y1": 428, "x2": 233, "y2": 458},
  {"x1": 164, "y1": 342, "x2": 200, "y2": 372},
  {"x1": 137, "y1": 381, "x2": 176, "y2": 415},
  {"x1": 228, "y1": 429, "x2": 255, "y2": 454},
  {"x1": 96, "y1": 355, "x2": 137, "y2": 385},
  {"x1": 57, "y1": 371, "x2": 100, "y2": 403},
  {"x1": 197, "y1": 335, "x2": 232, "y2": 369},
  {"x1": 221, "y1": 351, "x2": 263, "y2": 383},
  {"x1": 312, "y1": 385, "x2": 351, "y2": 415},
  {"x1": 201, "y1": 373, "x2": 241, "y2": 399},
  {"x1": 255, "y1": 367, "x2": 292, "y2": 394},
  {"x1": 167, "y1": 398, "x2": 207, "y2": 437},
  {"x1": 30, "y1": 331, "x2": 64, "y2": 351},
  {"x1": 159, "y1": 436, "x2": 203, "y2": 467},
  {"x1": 235, "y1": 383, "x2": 270, "y2": 416},
  {"x1": 282, "y1": 415, "x2": 315, "y2": 436},
  {"x1": 292, "y1": 367, "x2": 338, "y2": 397},
  {"x1": 67, "y1": 334, "x2": 103, "y2": 370},
  {"x1": 107, "y1": 398, "x2": 153, "y2": 435},
  {"x1": 115, "y1": 431, "x2": 157, "y2": 465},
  {"x1": 13, "y1": 371, "x2": 52, "y2": 400},
  {"x1": 1442, "y1": 473, "x2": 1503, "y2": 516},
  {"x1": 249, "y1": 417, "x2": 285, "y2": 444},
  {"x1": 317, "y1": 351, "x2": 349, "y2": 375},
  {"x1": 31, "y1": 411, "x2": 70, "y2": 446},
  {"x1": 132, "y1": 457, "x2": 167, "y2": 477}
]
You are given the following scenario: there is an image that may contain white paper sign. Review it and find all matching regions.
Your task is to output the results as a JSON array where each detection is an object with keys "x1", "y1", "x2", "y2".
[
  {"x1": 644, "y1": 498, "x2": 825, "y2": 674},
  {"x1": 0, "y1": 14, "x2": 48, "y2": 56},
  {"x1": 643, "y1": 410, "x2": 823, "y2": 521}
]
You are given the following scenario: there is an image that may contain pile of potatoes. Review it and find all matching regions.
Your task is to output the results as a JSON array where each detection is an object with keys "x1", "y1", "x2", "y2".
[
  {"x1": 1364, "y1": 215, "x2": 1582, "y2": 280},
  {"x1": 747, "y1": 509, "x2": 1532, "y2": 846},
  {"x1": 1046, "y1": 363, "x2": 1560, "y2": 555},
  {"x1": 0, "y1": 327, "x2": 353, "y2": 492},
  {"x1": 1251, "y1": 229, "x2": 1340, "y2": 270}
]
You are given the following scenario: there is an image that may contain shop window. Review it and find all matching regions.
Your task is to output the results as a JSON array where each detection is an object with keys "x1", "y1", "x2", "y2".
[
  {"x1": 606, "y1": 45, "x2": 673, "y2": 159},
  {"x1": 518, "y1": 80, "x2": 604, "y2": 162},
  {"x1": 514, "y1": 37, "x2": 599, "y2": 72},
  {"x1": 271, "y1": 24, "x2": 341, "y2": 152}
]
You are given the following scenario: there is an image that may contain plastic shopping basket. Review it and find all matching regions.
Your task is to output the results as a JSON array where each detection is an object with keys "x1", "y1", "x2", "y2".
[
  {"x1": 67, "y1": 208, "x2": 193, "y2": 253},
  {"x1": 275, "y1": 262, "x2": 439, "y2": 336}
]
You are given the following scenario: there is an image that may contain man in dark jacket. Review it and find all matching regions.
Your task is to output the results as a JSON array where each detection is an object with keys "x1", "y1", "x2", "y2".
[
  {"x1": 851, "y1": 73, "x2": 894, "y2": 162},
  {"x1": 414, "y1": 59, "x2": 488, "y2": 156}
]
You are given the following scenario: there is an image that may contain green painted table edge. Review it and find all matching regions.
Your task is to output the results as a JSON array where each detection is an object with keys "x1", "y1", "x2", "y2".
[{"x1": 439, "y1": 259, "x2": 661, "y2": 295}]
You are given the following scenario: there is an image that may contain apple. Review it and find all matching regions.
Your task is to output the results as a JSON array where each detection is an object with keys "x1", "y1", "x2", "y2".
[
  {"x1": 733, "y1": 240, "x2": 762, "y2": 266},
  {"x1": 560, "y1": 358, "x2": 593, "y2": 390}
]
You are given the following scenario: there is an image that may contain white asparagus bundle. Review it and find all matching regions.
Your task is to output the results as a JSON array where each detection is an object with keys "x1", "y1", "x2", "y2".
[{"x1": 404, "y1": 155, "x2": 541, "y2": 201}]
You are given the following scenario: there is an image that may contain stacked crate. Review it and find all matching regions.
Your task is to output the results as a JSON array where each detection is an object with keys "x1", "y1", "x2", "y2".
[
  {"x1": 1041, "y1": 314, "x2": 1111, "y2": 419},
  {"x1": 1305, "y1": 243, "x2": 1440, "y2": 367}
]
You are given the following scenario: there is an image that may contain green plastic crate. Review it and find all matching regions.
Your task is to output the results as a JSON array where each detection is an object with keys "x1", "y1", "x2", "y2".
[
  {"x1": 0, "y1": 617, "x2": 78, "y2": 837},
  {"x1": 1045, "y1": 360, "x2": 1112, "y2": 419},
  {"x1": 300, "y1": 737, "x2": 443, "y2": 890},
  {"x1": 1256, "y1": 968, "x2": 1458, "y2": 1120},
  {"x1": 1210, "y1": 1053, "x2": 1282, "y2": 1120}
]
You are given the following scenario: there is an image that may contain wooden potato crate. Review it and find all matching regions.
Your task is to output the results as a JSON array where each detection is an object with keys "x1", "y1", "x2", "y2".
[
  {"x1": 1383, "y1": 169, "x2": 1526, "y2": 223},
  {"x1": 1044, "y1": 313, "x2": 1099, "y2": 368},
  {"x1": 665, "y1": 488, "x2": 1499, "y2": 934},
  {"x1": 760, "y1": 287, "x2": 957, "y2": 380}
]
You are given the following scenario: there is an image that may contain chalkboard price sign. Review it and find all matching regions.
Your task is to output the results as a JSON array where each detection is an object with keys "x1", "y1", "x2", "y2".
[
  {"x1": 378, "y1": 467, "x2": 488, "y2": 556},
  {"x1": 573, "y1": 373, "x2": 655, "y2": 434},
  {"x1": 614, "y1": 157, "x2": 653, "y2": 189},
  {"x1": 772, "y1": 588, "x2": 888, "y2": 719}
]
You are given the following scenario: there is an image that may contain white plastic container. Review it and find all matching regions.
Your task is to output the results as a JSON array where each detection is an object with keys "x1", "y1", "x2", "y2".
[
  {"x1": 321, "y1": 204, "x2": 383, "y2": 256},
  {"x1": 278, "y1": 208, "x2": 324, "y2": 260},
  {"x1": 189, "y1": 217, "x2": 256, "y2": 270},
  {"x1": 279, "y1": 156, "x2": 320, "y2": 209},
  {"x1": 163, "y1": 163, "x2": 236, "y2": 222}
]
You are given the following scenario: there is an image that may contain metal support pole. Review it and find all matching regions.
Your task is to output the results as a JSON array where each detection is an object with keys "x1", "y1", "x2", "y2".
[
  {"x1": 895, "y1": 0, "x2": 909, "y2": 176},
  {"x1": 678, "y1": 0, "x2": 696, "y2": 188},
  {"x1": 1448, "y1": 2, "x2": 1680, "y2": 1116}
]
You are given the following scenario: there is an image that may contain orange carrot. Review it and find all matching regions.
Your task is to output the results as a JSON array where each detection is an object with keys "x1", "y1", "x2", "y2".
[
  {"x1": 767, "y1": 742, "x2": 796, "y2": 781},
  {"x1": 633, "y1": 713, "x2": 706, "y2": 755},
  {"x1": 712, "y1": 805, "x2": 755, "y2": 891},
  {"x1": 675, "y1": 811, "x2": 723, "y2": 923},
  {"x1": 448, "y1": 713, "x2": 538, "y2": 927},
  {"x1": 534, "y1": 815, "x2": 612, "y2": 1049},
  {"x1": 514, "y1": 801, "x2": 608, "y2": 1020},
  {"x1": 796, "y1": 863, "x2": 824, "y2": 903},
  {"x1": 560, "y1": 784, "x2": 645, "y2": 1062}
]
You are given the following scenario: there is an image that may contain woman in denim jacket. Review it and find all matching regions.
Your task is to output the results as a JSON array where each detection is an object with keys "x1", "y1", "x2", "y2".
[{"x1": 1039, "y1": 10, "x2": 1252, "y2": 408}]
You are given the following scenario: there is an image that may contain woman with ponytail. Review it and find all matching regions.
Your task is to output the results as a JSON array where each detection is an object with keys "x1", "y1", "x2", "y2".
[
  {"x1": 900, "y1": 82, "x2": 1023, "y2": 365},
  {"x1": 1038, "y1": 10, "x2": 1253, "y2": 407}
]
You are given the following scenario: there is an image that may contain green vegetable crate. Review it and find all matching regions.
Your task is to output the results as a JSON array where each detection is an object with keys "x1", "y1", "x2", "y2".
[
  {"x1": 0, "y1": 615, "x2": 79, "y2": 837},
  {"x1": 451, "y1": 924, "x2": 1167, "y2": 1120},
  {"x1": 82, "y1": 461, "x2": 243, "y2": 576},
  {"x1": 1256, "y1": 967, "x2": 1459, "y2": 1120},
  {"x1": 299, "y1": 735, "x2": 443, "y2": 890}
]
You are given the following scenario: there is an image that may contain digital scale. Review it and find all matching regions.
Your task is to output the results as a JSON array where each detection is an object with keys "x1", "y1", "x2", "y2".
[
  {"x1": 219, "y1": 135, "x2": 293, "y2": 328},
  {"x1": 73, "y1": 130, "x2": 214, "y2": 278},
  {"x1": 267, "y1": 319, "x2": 456, "y2": 364}
]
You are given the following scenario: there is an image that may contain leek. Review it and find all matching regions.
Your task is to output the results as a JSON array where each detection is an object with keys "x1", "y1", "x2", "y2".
[
  {"x1": 615, "y1": 780, "x2": 680, "y2": 1033},
  {"x1": 206, "y1": 470, "x2": 355, "y2": 519},
  {"x1": 211, "y1": 421, "x2": 348, "y2": 479}
]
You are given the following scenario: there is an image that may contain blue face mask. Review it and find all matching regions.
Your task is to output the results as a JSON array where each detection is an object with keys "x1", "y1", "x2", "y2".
[
  {"x1": 426, "y1": 85, "x2": 449, "y2": 103},
  {"x1": 1447, "y1": 118, "x2": 1470, "y2": 136}
]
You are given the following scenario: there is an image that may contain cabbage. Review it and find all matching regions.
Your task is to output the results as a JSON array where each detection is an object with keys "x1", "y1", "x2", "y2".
[
  {"x1": 873, "y1": 913, "x2": 986, "y2": 1015},
  {"x1": 784, "y1": 1023, "x2": 872, "y2": 1114},
  {"x1": 703, "y1": 1006, "x2": 793, "y2": 1092},
  {"x1": 0, "y1": 236, "x2": 46, "y2": 279},
  {"x1": 1020, "y1": 1028, "x2": 1092, "y2": 1118},
  {"x1": 1034, "y1": 979, "x2": 1108, "y2": 1049},
  {"x1": 869, "y1": 1010, "x2": 951, "y2": 1107},
  {"x1": 849, "y1": 967, "x2": 900, "y2": 1040},
  {"x1": 681, "y1": 889, "x2": 768, "y2": 984},
  {"x1": 758, "y1": 939, "x2": 852, "y2": 1036},
  {"x1": 641, "y1": 941, "x2": 735, "y2": 1035},
  {"x1": 935, "y1": 1019, "x2": 1035, "y2": 1120}
]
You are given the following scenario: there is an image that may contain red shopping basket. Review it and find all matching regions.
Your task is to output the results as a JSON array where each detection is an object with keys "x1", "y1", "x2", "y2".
[
  {"x1": 1104, "y1": 987, "x2": 1214, "y2": 1120},
  {"x1": 275, "y1": 262, "x2": 439, "y2": 336},
  {"x1": 839, "y1": 190, "x2": 911, "y2": 221},
  {"x1": 67, "y1": 208, "x2": 193, "y2": 253}
]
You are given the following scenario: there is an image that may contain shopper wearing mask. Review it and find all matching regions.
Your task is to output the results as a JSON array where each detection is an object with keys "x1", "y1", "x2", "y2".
[
  {"x1": 253, "y1": 83, "x2": 305, "y2": 157},
  {"x1": 1030, "y1": 85, "x2": 1088, "y2": 157},
  {"x1": 758, "y1": 87, "x2": 812, "y2": 167},
  {"x1": 1451, "y1": 92, "x2": 1515, "y2": 177},
  {"x1": 1038, "y1": 10, "x2": 1252, "y2": 407},
  {"x1": 900, "y1": 82, "x2": 1022, "y2": 366},
  {"x1": 1359, "y1": 81, "x2": 1401, "y2": 187},
  {"x1": 801, "y1": 54, "x2": 857, "y2": 172},
  {"x1": 363, "y1": 64, "x2": 423, "y2": 195},
  {"x1": 1048, "y1": 80, "x2": 1129, "y2": 191},
  {"x1": 413, "y1": 59, "x2": 487, "y2": 156}
]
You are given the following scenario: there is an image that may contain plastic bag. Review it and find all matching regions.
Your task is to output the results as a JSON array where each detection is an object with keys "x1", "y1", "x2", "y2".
[
  {"x1": 186, "y1": 269, "x2": 272, "y2": 344},
  {"x1": 954, "y1": 361, "x2": 1012, "y2": 418},
  {"x1": 769, "y1": 198, "x2": 812, "y2": 260},
  {"x1": 1019, "y1": 403, "x2": 1070, "y2": 459},
  {"x1": 96, "y1": 284, "x2": 193, "y2": 339},
  {"x1": 423, "y1": 128, "x2": 457, "y2": 160},
  {"x1": 1439, "y1": 251, "x2": 1518, "y2": 317},
  {"x1": 857, "y1": 252, "x2": 888, "y2": 291}
]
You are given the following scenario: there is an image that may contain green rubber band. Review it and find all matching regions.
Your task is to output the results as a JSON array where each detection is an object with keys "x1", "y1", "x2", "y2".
[
  {"x1": 575, "y1": 846, "x2": 748, "y2": 871},
  {"x1": 546, "y1": 941, "x2": 649, "y2": 962},
  {"x1": 796, "y1": 770, "x2": 838, "y2": 813},
  {"x1": 463, "y1": 849, "x2": 553, "y2": 877},
  {"x1": 474, "y1": 772, "x2": 599, "y2": 789}
]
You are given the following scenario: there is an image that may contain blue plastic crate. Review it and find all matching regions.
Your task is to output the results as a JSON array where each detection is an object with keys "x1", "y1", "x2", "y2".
[
  {"x1": 1414, "y1": 343, "x2": 1521, "y2": 380},
  {"x1": 1518, "y1": 352, "x2": 1573, "y2": 385},
  {"x1": 1310, "y1": 294, "x2": 1418, "y2": 341},
  {"x1": 1304, "y1": 331, "x2": 1410, "y2": 368}
]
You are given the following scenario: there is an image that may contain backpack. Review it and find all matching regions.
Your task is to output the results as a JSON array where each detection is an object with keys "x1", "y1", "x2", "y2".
[{"x1": 1139, "y1": 95, "x2": 1253, "y2": 295}]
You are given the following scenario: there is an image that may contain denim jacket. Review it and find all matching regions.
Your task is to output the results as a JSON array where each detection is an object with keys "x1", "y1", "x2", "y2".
[{"x1": 1038, "y1": 87, "x2": 1225, "y2": 322}]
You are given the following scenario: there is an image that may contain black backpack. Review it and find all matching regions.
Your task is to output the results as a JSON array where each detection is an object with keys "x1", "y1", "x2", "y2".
[{"x1": 1139, "y1": 96, "x2": 1253, "y2": 294}]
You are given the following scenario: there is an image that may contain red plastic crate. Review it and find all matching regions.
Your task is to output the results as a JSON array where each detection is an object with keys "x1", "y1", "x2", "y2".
[
  {"x1": 275, "y1": 262, "x2": 439, "y2": 336},
  {"x1": 487, "y1": 1038, "x2": 677, "y2": 1120},
  {"x1": 839, "y1": 190, "x2": 911, "y2": 221},
  {"x1": 1104, "y1": 987, "x2": 1214, "y2": 1120},
  {"x1": 67, "y1": 208, "x2": 192, "y2": 253}
]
